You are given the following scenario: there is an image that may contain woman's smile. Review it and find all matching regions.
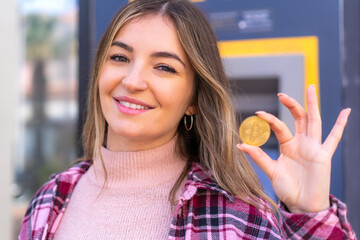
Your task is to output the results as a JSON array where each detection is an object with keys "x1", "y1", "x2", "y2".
[{"x1": 113, "y1": 96, "x2": 154, "y2": 115}]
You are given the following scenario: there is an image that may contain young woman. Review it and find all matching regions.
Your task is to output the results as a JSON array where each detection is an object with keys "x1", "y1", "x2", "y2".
[{"x1": 19, "y1": 0, "x2": 356, "y2": 239}]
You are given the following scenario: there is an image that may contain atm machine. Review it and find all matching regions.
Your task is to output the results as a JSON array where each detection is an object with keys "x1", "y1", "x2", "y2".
[{"x1": 78, "y1": 0, "x2": 360, "y2": 231}]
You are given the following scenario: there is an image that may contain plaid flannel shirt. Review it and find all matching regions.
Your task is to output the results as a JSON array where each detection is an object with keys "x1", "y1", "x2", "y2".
[{"x1": 19, "y1": 160, "x2": 356, "y2": 240}]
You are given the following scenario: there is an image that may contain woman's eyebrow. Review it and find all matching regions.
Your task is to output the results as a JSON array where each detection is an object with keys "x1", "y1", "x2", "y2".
[
  {"x1": 111, "y1": 41, "x2": 133, "y2": 52},
  {"x1": 110, "y1": 42, "x2": 186, "y2": 68},
  {"x1": 151, "y1": 51, "x2": 186, "y2": 68}
]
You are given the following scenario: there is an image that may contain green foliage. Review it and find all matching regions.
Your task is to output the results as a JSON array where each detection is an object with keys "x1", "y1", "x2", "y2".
[{"x1": 25, "y1": 14, "x2": 56, "y2": 60}]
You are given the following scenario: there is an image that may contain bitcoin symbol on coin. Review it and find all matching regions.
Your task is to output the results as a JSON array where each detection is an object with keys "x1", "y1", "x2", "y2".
[{"x1": 239, "y1": 116, "x2": 270, "y2": 146}]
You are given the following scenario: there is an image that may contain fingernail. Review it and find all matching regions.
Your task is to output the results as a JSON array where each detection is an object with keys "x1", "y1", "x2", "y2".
[
  {"x1": 255, "y1": 111, "x2": 266, "y2": 115},
  {"x1": 347, "y1": 108, "x2": 352, "y2": 114},
  {"x1": 237, "y1": 143, "x2": 246, "y2": 149},
  {"x1": 277, "y1": 93, "x2": 287, "y2": 97}
]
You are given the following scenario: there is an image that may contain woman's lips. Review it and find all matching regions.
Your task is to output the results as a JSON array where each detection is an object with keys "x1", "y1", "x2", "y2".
[
  {"x1": 113, "y1": 96, "x2": 154, "y2": 115},
  {"x1": 114, "y1": 96, "x2": 154, "y2": 108}
]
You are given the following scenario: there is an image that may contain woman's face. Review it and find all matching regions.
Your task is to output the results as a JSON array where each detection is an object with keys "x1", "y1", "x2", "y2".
[{"x1": 99, "y1": 14, "x2": 196, "y2": 151}]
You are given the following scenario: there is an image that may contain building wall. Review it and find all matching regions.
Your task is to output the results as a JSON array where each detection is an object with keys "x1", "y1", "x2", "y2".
[{"x1": 0, "y1": 0, "x2": 18, "y2": 239}]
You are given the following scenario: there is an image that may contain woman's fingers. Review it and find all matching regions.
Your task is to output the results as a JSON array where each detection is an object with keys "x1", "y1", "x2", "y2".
[
  {"x1": 278, "y1": 93, "x2": 308, "y2": 136},
  {"x1": 323, "y1": 108, "x2": 351, "y2": 155},
  {"x1": 306, "y1": 85, "x2": 322, "y2": 143},
  {"x1": 237, "y1": 143, "x2": 276, "y2": 180},
  {"x1": 256, "y1": 111, "x2": 293, "y2": 145}
]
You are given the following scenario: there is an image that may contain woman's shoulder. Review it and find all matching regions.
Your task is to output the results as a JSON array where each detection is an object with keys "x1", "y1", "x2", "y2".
[
  {"x1": 18, "y1": 160, "x2": 92, "y2": 239},
  {"x1": 49, "y1": 159, "x2": 92, "y2": 177},
  {"x1": 30, "y1": 160, "x2": 92, "y2": 200},
  {"x1": 27, "y1": 159, "x2": 92, "y2": 212}
]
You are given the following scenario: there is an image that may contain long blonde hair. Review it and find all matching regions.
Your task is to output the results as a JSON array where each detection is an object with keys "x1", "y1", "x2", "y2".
[{"x1": 81, "y1": 0, "x2": 276, "y2": 211}]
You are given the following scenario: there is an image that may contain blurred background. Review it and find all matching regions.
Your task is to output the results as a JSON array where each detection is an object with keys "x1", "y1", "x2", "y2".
[{"x1": 1, "y1": 0, "x2": 359, "y2": 239}]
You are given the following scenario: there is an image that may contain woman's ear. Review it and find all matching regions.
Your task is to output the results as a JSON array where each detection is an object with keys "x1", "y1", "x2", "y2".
[{"x1": 185, "y1": 105, "x2": 197, "y2": 115}]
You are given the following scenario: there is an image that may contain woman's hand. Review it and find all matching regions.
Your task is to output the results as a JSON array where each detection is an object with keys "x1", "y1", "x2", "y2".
[{"x1": 238, "y1": 85, "x2": 351, "y2": 214}]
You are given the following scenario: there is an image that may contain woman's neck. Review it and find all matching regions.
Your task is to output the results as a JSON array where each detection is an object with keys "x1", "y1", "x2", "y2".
[
  {"x1": 90, "y1": 137, "x2": 186, "y2": 189},
  {"x1": 105, "y1": 128, "x2": 178, "y2": 152}
]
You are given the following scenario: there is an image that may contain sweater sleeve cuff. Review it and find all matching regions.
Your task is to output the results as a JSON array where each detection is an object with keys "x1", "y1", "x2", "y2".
[{"x1": 279, "y1": 195, "x2": 356, "y2": 239}]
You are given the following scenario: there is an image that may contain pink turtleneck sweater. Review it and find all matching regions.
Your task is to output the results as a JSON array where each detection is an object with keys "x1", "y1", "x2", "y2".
[{"x1": 53, "y1": 138, "x2": 186, "y2": 240}]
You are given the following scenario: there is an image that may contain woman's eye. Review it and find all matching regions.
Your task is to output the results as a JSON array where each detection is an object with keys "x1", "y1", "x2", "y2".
[
  {"x1": 157, "y1": 65, "x2": 177, "y2": 73},
  {"x1": 110, "y1": 54, "x2": 129, "y2": 63}
]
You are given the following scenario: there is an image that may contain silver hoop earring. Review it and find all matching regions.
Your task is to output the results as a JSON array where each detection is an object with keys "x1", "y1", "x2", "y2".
[{"x1": 184, "y1": 115, "x2": 193, "y2": 131}]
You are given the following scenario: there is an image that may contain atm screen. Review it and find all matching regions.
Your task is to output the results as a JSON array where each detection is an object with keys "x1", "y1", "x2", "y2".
[{"x1": 230, "y1": 77, "x2": 278, "y2": 148}]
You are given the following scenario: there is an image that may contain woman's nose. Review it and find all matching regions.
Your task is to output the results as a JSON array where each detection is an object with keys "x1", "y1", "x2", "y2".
[{"x1": 121, "y1": 64, "x2": 148, "y2": 92}]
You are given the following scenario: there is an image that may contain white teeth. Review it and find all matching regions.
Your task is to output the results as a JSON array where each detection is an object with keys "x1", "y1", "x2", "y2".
[
  {"x1": 124, "y1": 102, "x2": 131, "y2": 108},
  {"x1": 118, "y1": 100, "x2": 150, "y2": 110}
]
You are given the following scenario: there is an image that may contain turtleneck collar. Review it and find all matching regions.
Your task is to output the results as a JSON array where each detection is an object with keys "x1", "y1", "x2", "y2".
[{"x1": 87, "y1": 137, "x2": 187, "y2": 189}]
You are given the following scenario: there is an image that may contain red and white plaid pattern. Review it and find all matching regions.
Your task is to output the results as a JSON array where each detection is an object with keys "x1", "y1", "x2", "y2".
[{"x1": 19, "y1": 161, "x2": 356, "y2": 240}]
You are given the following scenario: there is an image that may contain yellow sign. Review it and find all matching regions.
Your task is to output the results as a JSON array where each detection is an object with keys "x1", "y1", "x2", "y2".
[{"x1": 218, "y1": 36, "x2": 320, "y2": 107}]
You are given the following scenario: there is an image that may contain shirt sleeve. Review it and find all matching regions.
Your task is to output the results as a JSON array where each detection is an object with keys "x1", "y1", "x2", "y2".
[
  {"x1": 279, "y1": 195, "x2": 356, "y2": 239},
  {"x1": 18, "y1": 179, "x2": 56, "y2": 240}
]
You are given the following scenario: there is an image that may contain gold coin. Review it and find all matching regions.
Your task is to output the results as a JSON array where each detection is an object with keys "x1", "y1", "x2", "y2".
[{"x1": 239, "y1": 116, "x2": 270, "y2": 146}]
